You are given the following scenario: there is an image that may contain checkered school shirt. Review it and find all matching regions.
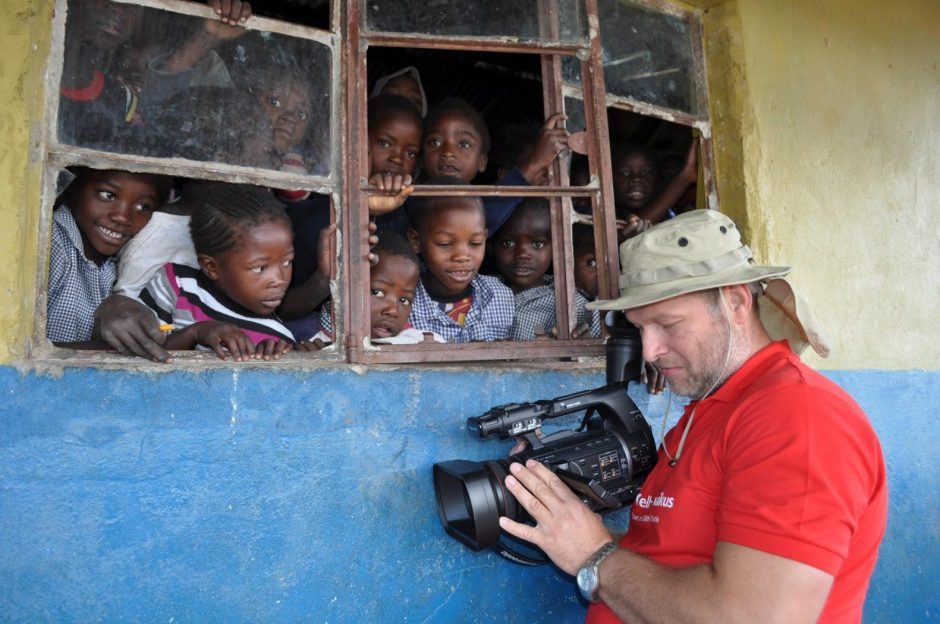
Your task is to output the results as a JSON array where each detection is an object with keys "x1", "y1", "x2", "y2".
[
  {"x1": 46, "y1": 206, "x2": 119, "y2": 342},
  {"x1": 508, "y1": 276, "x2": 593, "y2": 340},
  {"x1": 409, "y1": 274, "x2": 514, "y2": 342}
]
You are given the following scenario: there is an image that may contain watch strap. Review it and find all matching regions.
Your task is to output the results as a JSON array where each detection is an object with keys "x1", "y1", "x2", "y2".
[{"x1": 578, "y1": 541, "x2": 618, "y2": 602}]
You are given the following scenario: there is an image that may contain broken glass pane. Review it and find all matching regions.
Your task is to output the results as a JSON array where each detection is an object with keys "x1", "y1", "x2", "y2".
[
  {"x1": 563, "y1": 0, "x2": 698, "y2": 115},
  {"x1": 365, "y1": 0, "x2": 586, "y2": 44},
  {"x1": 58, "y1": 0, "x2": 333, "y2": 176}
]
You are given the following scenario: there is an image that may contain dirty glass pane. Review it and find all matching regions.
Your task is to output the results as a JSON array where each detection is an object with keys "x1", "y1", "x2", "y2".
[
  {"x1": 365, "y1": 0, "x2": 587, "y2": 44},
  {"x1": 58, "y1": 0, "x2": 332, "y2": 176},
  {"x1": 563, "y1": 0, "x2": 698, "y2": 115}
]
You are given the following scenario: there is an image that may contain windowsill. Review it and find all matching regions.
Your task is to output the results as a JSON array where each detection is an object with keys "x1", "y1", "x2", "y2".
[{"x1": 26, "y1": 344, "x2": 607, "y2": 373}]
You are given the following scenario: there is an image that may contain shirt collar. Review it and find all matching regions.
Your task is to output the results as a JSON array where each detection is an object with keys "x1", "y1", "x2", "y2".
[{"x1": 703, "y1": 340, "x2": 793, "y2": 404}]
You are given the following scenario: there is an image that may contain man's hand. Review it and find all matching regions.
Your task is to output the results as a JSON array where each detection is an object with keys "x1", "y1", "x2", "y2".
[
  {"x1": 367, "y1": 173, "x2": 414, "y2": 216},
  {"x1": 94, "y1": 294, "x2": 171, "y2": 363},
  {"x1": 499, "y1": 459, "x2": 614, "y2": 575}
]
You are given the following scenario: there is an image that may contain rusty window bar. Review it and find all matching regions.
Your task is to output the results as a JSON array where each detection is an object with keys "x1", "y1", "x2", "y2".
[{"x1": 359, "y1": 184, "x2": 600, "y2": 197}]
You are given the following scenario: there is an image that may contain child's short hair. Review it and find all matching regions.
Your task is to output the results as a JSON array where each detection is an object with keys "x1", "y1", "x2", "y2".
[
  {"x1": 406, "y1": 176, "x2": 485, "y2": 232},
  {"x1": 424, "y1": 97, "x2": 491, "y2": 154},
  {"x1": 611, "y1": 142, "x2": 659, "y2": 174},
  {"x1": 189, "y1": 183, "x2": 290, "y2": 256},
  {"x1": 373, "y1": 230, "x2": 419, "y2": 267},
  {"x1": 572, "y1": 222, "x2": 595, "y2": 253},
  {"x1": 510, "y1": 196, "x2": 549, "y2": 222},
  {"x1": 368, "y1": 94, "x2": 423, "y2": 133}
]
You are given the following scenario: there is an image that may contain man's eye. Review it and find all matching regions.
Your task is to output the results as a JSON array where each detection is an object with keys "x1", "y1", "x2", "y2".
[
  {"x1": 96, "y1": 190, "x2": 115, "y2": 201},
  {"x1": 459, "y1": 140, "x2": 472, "y2": 149},
  {"x1": 406, "y1": 149, "x2": 417, "y2": 158},
  {"x1": 371, "y1": 289, "x2": 385, "y2": 298},
  {"x1": 377, "y1": 138, "x2": 390, "y2": 148},
  {"x1": 470, "y1": 240, "x2": 484, "y2": 247},
  {"x1": 435, "y1": 242, "x2": 452, "y2": 249},
  {"x1": 426, "y1": 137, "x2": 441, "y2": 148},
  {"x1": 282, "y1": 259, "x2": 293, "y2": 267}
]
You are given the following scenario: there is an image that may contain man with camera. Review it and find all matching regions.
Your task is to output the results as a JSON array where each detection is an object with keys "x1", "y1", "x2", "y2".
[{"x1": 499, "y1": 210, "x2": 887, "y2": 623}]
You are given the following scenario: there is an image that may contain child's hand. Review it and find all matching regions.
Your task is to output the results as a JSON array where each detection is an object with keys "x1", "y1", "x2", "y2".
[
  {"x1": 641, "y1": 361, "x2": 666, "y2": 395},
  {"x1": 367, "y1": 221, "x2": 379, "y2": 265},
  {"x1": 616, "y1": 214, "x2": 652, "y2": 242},
  {"x1": 203, "y1": 0, "x2": 252, "y2": 40},
  {"x1": 94, "y1": 295, "x2": 171, "y2": 363},
  {"x1": 519, "y1": 113, "x2": 569, "y2": 185},
  {"x1": 297, "y1": 337, "x2": 331, "y2": 351},
  {"x1": 548, "y1": 321, "x2": 593, "y2": 340},
  {"x1": 316, "y1": 223, "x2": 337, "y2": 282},
  {"x1": 367, "y1": 173, "x2": 414, "y2": 216},
  {"x1": 194, "y1": 321, "x2": 256, "y2": 361},
  {"x1": 253, "y1": 338, "x2": 293, "y2": 360}
]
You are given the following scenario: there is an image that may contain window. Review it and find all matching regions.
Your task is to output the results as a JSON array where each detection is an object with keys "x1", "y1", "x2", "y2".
[{"x1": 37, "y1": 0, "x2": 713, "y2": 365}]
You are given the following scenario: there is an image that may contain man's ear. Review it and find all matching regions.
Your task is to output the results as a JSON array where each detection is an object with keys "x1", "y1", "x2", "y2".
[
  {"x1": 722, "y1": 284, "x2": 753, "y2": 323},
  {"x1": 198, "y1": 253, "x2": 220, "y2": 281},
  {"x1": 406, "y1": 228, "x2": 422, "y2": 255}
]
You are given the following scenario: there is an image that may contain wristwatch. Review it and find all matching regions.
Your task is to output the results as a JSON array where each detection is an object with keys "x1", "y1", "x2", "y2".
[{"x1": 576, "y1": 541, "x2": 618, "y2": 603}]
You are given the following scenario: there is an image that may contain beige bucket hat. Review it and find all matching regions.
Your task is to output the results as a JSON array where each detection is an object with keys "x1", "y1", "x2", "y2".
[{"x1": 587, "y1": 209, "x2": 830, "y2": 357}]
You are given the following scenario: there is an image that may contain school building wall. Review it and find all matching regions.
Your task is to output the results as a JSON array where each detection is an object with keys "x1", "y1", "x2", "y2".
[{"x1": 1, "y1": 0, "x2": 937, "y2": 622}]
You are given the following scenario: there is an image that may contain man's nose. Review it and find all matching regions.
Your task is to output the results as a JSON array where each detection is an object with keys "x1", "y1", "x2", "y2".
[{"x1": 640, "y1": 328, "x2": 667, "y2": 363}]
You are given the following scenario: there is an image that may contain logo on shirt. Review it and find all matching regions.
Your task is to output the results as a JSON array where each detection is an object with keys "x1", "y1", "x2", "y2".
[{"x1": 635, "y1": 491, "x2": 675, "y2": 510}]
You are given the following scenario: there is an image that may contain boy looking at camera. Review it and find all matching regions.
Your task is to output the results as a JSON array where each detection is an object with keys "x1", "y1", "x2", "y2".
[
  {"x1": 405, "y1": 184, "x2": 514, "y2": 342},
  {"x1": 490, "y1": 199, "x2": 591, "y2": 340}
]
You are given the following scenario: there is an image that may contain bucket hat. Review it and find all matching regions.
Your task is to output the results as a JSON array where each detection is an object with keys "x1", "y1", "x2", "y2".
[{"x1": 587, "y1": 209, "x2": 829, "y2": 357}]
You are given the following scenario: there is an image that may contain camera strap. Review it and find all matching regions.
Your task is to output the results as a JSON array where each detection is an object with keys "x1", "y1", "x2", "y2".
[{"x1": 495, "y1": 539, "x2": 550, "y2": 566}]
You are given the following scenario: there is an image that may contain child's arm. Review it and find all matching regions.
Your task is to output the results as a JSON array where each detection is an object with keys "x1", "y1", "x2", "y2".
[
  {"x1": 633, "y1": 138, "x2": 699, "y2": 224},
  {"x1": 278, "y1": 223, "x2": 334, "y2": 320},
  {"x1": 517, "y1": 113, "x2": 570, "y2": 185}
]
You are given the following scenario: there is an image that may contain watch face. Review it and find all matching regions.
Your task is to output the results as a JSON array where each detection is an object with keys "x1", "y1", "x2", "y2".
[{"x1": 577, "y1": 567, "x2": 597, "y2": 597}]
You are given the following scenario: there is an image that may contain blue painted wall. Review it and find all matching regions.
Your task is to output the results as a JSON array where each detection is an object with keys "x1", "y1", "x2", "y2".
[{"x1": 0, "y1": 366, "x2": 936, "y2": 623}]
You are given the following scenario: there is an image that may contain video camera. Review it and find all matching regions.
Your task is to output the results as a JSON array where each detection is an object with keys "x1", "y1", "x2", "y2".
[{"x1": 432, "y1": 312, "x2": 657, "y2": 565}]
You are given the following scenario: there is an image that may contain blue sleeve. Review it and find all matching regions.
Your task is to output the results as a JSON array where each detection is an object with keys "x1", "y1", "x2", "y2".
[{"x1": 484, "y1": 167, "x2": 530, "y2": 235}]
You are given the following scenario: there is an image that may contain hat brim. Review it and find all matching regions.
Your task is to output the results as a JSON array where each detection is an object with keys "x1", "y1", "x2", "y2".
[{"x1": 586, "y1": 264, "x2": 792, "y2": 311}]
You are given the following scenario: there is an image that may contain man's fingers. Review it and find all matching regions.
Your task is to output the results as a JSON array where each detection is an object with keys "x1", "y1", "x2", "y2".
[{"x1": 498, "y1": 515, "x2": 541, "y2": 545}]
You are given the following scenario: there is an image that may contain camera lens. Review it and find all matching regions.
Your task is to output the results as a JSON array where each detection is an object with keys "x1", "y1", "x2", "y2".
[{"x1": 433, "y1": 460, "x2": 502, "y2": 551}]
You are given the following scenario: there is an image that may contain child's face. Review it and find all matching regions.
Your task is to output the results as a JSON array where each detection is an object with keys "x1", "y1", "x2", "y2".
[
  {"x1": 573, "y1": 246, "x2": 599, "y2": 299},
  {"x1": 422, "y1": 112, "x2": 488, "y2": 182},
  {"x1": 613, "y1": 152, "x2": 659, "y2": 213},
  {"x1": 369, "y1": 112, "x2": 422, "y2": 178},
  {"x1": 408, "y1": 203, "x2": 487, "y2": 298},
  {"x1": 200, "y1": 221, "x2": 294, "y2": 317},
  {"x1": 369, "y1": 253, "x2": 419, "y2": 339},
  {"x1": 490, "y1": 210, "x2": 553, "y2": 294},
  {"x1": 257, "y1": 81, "x2": 313, "y2": 154},
  {"x1": 70, "y1": 169, "x2": 163, "y2": 263},
  {"x1": 380, "y1": 75, "x2": 423, "y2": 113},
  {"x1": 73, "y1": 0, "x2": 143, "y2": 51}
]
